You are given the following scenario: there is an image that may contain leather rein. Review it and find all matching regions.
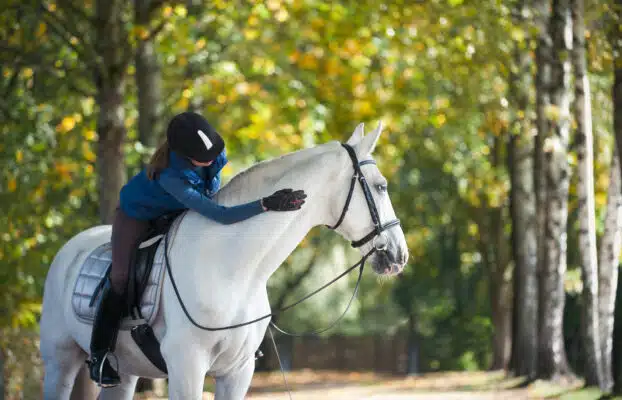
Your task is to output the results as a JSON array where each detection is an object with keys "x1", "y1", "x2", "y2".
[{"x1": 163, "y1": 143, "x2": 401, "y2": 333}]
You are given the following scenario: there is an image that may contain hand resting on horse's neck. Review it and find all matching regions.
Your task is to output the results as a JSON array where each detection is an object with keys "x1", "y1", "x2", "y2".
[{"x1": 173, "y1": 141, "x2": 348, "y2": 283}]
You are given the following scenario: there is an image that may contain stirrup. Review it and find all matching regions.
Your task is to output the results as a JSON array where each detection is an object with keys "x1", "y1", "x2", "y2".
[{"x1": 87, "y1": 351, "x2": 120, "y2": 388}]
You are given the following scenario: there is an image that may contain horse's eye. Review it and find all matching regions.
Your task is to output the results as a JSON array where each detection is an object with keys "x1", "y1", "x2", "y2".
[{"x1": 376, "y1": 184, "x2": 388, "y2": 193}]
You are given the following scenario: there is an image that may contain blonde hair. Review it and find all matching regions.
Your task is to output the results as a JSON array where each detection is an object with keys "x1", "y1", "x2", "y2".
[{"x1": 146, "y1": 141, "x2": 170, "y2": 180}]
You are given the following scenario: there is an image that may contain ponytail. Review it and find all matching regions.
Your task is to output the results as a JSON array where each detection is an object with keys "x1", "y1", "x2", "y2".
[{"x1": 146, "y1": 141, "x2": 170, "y2": 180}]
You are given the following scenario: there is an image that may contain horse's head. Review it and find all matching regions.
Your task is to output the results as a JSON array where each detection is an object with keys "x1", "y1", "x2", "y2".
[{"x1": 328, "y1": 122, "x2": 409, "y2": 276}]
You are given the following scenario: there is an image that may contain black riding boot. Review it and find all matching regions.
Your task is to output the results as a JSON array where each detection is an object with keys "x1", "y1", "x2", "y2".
[{"x1": 87, "y1": 278, "x2": 125, "y2": 387}]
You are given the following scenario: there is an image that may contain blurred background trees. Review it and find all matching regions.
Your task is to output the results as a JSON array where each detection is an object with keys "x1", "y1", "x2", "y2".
[{"x1": 1, "y1": 0, "x2": 621, "y2": 397}]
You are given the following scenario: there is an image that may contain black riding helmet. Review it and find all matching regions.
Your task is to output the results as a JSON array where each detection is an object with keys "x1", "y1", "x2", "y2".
[{"x1": 167, "y1": 112, "x2": 225, "y2": 163}]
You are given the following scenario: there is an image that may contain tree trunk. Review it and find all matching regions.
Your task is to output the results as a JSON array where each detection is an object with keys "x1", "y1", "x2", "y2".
[
  {"x1": 599, "y1": 150, "x2": 622, "y2": 393},
  {"x1": 571, "y1": 0, "x2": 604, "y2": 389},
  {"x1": 0, "y1": 347, "x2": 4, "y2": 400},
  {"x1": 488, "y1": 137, "x2": 513, "y2": 371},
  {"x1": 538, "y1": 0, "x2": 573, "y2": 380},
  {"x1": 134, "y1": 0, "x2": 165, "y2": 392},
  {"x1": 507, "y1": 0, "x2": 538, "y2": 373},
  {"x1": 406, "y1": 313, "x2": 420, "y2": 376},
  {"x1": 491, "y1": 267, "x2": 513, "y2": 371},
  {"x1": 135, "y1": 0, "x2": 163, "y2": 153},
  {"x1": 611, "y1": 25, "x2": 622, "y2": 392},
  {"x1": 95, "y1": 0, "x2": 130, "y2": 223},
  {"x1": 534, "y1": 0, "x2": 552, "y2": 377}
]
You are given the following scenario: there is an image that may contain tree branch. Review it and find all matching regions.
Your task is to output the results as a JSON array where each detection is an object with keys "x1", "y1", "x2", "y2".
[
  {"x1": 148, "y1": 0, "x2": 168, "y2": 14},
  {"x1": 39, "y1": 4, "x2": 101, "y2": 69},
  {"x1": 56, "y1": 0, "x2": 93, "y2": 23}
]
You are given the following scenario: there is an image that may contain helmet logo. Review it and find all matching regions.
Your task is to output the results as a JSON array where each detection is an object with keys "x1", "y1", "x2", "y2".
[{"x1": 197, "y1": 129, "x2": 213, "y2": 151}]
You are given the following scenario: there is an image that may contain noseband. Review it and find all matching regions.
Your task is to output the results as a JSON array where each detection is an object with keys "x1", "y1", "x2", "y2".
[{"x1": 327, "y1": 143, "x2": 401, "y2": 249}]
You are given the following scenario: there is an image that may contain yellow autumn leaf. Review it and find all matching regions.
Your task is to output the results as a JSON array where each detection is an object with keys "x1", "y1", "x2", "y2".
[
  {"x1": 15, "y1": 150, "x2": 23, "y2": 163},
  {"x1": 353, "y1": 100, "x2": 372, "y2": 116},
  {"x1": 288, "y1": 50, "x2": 300, "y2": 63},
  {"x1": 33, "y1": 185, "x2": 44, "y2": 201},
  {"x1": 82, "y1": 142, "x2": 96, "y2": 162},
  {"x1": 134, "y1": 26, "x2": 149, "y2": 40},
  {"x1": 221, "y1": 164, "x2": 233, "y2": 177},
  {"x1": 174, "y1": 5, "x2": 187, "y2": 17},
  {"x1": 195, "y1": 38, "x2": 206, "y2": 50},
  {"x1": 22, "y1": 68, "x2": 33, "y2": 78},
  {"x1": 595, "y1": 192, "x2": 607, "y2": 208},
  {"x1": 248, "y1": 15, "x2": 259, "y2": 26},
  {"x1": 299, "y1": 53, "x2": 318, "y2": 69},
  {"x1": 83, "y1": 130, "x2": 97, "y2": 141},
  {"x1": 267, "y1": 0, "x2": 281, "y2": 10},
  {"x1": 431, "y1": 113, "x2": 447, "y2": 128},
  {"x1": 275, "y1": 9, "x2": 289, "y2": 22},
  {"x1": 176, "y1": 97, "x2": 189, "y2": 110},
  {"x1": 57, "y1": 116, "x2": 76, "y2": 133},
  {"x1": 36, "y1": 22, "x2": 47, "y2": 38},
  {"x1": 244, "y1": 29, "x2": 259, "y2": 40},
  {"x1": 8, "y1": 177, "x2": 17, "y2": 192},
  {"x1": 325, "y1": 58, "x2": 341, "y2": 76},
  {"x1": 162, "y1": 5, "x2": 173, "y2": 17}
]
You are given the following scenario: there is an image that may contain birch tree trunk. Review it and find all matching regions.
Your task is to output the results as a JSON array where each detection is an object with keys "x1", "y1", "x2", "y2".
[
  {"x1": 611, "y1": 12, "x2": 622, "y2": 390},
  {"x1": 508, "y1": 0, "x2": 538, "y2": 377},
  {"x1": 539, "y1": 0, "x2": 573, "y2": 379},
  {"x1": 534, "y1": 2, "x2": 552, "y2": 373},
  {"x1": 571, "y1": 0, "x2": 604, "y2": 389},
  {"x1": 599, "y1": 150, "x2": 622, "y2": 393}
]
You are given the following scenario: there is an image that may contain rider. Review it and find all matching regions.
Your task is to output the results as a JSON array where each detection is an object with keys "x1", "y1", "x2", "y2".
[{"x1": 87, "y1": 111, "x2": 307, "y2": 387}]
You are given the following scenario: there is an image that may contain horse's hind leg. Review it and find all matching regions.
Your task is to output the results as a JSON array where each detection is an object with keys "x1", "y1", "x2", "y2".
[
  {"x1": 41, "y1": 338, "x2": 89, "y2": 400},
  {"x1": 70, "y1": 366, "x2": 100, "y2": 400},
  {"x1": 98, "y1": 374, "x2": 139, "y2": 400}
]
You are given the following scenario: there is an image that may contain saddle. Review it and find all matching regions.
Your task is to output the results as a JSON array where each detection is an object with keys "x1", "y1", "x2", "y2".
[{"x1": 72, "y1": 209, "x2": 186, "y2": 374}]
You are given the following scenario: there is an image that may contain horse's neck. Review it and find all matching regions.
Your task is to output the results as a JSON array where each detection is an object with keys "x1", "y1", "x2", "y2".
[{"x1": 184, "y1": 143, "x2": 347, "y2": 283}]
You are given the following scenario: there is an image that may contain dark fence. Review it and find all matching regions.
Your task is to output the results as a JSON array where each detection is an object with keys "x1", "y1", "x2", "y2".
[{"x1": 262, "y1": 334, "x2": 409, "y2": 374}]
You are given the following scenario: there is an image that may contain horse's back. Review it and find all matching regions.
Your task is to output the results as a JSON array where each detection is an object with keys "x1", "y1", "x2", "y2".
[
  {"x1": 45, "y1": 225, "x2": 112, "y2": 295},
  {"x1": 41, "y1": 225, "x2": 112, "y2": 344}
]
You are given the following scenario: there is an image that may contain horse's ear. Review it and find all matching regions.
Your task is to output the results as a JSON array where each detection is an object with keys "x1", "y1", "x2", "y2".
[
  {"x1": 358, "y1": 121, "x2": 383, "y2": 156},
  {"x1": 346, "y1": 123, "x2": 365, "y2": 146}
]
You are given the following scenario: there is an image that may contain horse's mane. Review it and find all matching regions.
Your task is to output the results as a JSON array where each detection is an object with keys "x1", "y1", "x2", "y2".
[{"x1": 213, "y1": 140, "x2": 341, "y2": 205}]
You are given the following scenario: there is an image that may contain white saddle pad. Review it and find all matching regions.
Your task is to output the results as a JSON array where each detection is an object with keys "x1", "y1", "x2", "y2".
[{"x1": 71, "y1": 216, "x2": 183, "y2": 329}]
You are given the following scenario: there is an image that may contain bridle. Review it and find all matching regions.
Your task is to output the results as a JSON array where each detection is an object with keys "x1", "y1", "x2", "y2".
[
  {"x1": 327, "y1": 143, "x2": 401, "y2": 250},
  {"x1": 163, "y1": 142, "x2": 401, "y2": 333}
]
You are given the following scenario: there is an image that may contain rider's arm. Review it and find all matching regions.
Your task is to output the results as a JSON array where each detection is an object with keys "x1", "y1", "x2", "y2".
[{"x1": 158, "y1": 173, "x2": 265, "y2": 225}]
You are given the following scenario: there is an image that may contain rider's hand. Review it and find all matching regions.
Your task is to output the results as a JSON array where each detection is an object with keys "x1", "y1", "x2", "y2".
[{"x1": 261, "y1": 189, "x2": 307, "y2": 211}]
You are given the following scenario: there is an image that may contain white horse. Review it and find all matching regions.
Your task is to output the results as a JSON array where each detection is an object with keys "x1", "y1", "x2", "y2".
[{"x1": 40, "y1": 122, "x2": 409, "y2": 400}]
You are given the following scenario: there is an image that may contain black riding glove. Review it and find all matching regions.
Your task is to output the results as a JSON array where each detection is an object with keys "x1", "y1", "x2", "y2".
[{"x1": 262, "y1": 189, "x2": 307, "y2": 211}]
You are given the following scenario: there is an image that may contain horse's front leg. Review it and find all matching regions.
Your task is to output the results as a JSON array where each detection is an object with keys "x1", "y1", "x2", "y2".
[
  {"x1": 214, "y1": 358, "x2": 255, "y2": 400},
  {"x1": 161, "y1": 337, "x2": 209, "y2": 400}
]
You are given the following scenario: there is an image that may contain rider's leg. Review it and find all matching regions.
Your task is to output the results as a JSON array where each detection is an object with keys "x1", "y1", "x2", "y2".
[{"x1": 88, "y1": 207, "x2": 149, "y2": 387}]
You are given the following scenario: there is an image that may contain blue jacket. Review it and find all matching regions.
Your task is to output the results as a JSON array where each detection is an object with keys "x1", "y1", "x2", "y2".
[{"x1": 119, "y1": 150, "x2": 264, "y2": 223}]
